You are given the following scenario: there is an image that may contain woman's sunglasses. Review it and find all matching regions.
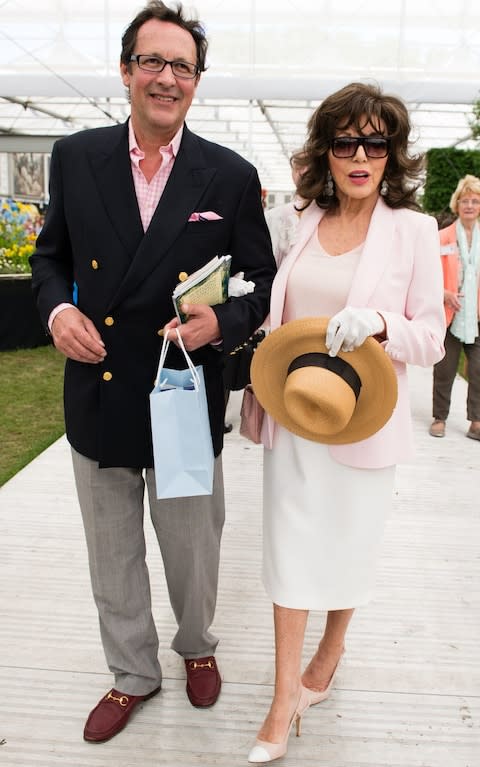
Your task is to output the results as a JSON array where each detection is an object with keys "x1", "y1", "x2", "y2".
[{"x1": 331, "y1": 136, "x2": 390, "y2": 159}]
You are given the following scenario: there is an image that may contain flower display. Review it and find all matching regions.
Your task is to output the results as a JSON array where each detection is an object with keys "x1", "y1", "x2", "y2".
[{"x1": 0, "y1": 198, "x2": 41, "y2": 274}]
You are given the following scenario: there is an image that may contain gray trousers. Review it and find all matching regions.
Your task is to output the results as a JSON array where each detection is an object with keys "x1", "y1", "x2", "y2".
[
  {"x1": 71, "y1": 447, "x2": 225, "y2": 696},
  {"x1": 432, "y1": 324, "x2": 480, "y2": 422}
]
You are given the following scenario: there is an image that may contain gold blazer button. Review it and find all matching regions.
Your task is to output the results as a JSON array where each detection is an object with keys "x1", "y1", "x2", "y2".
[
  {"x1": 104, "y1": 316, "x2": 114, "y2": 326},
  {"x1": 91, "y1": 259, "x2": 99, "y2": 270},
  {"x1": 102, "y1": 371, "x2": 112, "y2": 381},
  {"x1": 178, "y1": 271, "x2": 188, "y2": 282}
]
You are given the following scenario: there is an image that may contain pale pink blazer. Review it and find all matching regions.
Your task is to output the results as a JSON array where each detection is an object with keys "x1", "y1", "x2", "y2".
[{"x1": 261, "y1": 197, "x2": 446, "y2": 468}]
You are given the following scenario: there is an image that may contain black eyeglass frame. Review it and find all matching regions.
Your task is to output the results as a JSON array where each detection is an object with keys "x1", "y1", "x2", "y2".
[
  {"x1": 330, "y1": 136, "x2": 390, "y2": 159},
  {"x1": 129, "y1": 54, "x2": 200, "y2": 79}
]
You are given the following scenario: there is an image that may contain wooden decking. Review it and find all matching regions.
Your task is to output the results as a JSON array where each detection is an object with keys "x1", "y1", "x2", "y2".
[{"x1": 0, "y1": 364, "x2": 478, "y2": 766}]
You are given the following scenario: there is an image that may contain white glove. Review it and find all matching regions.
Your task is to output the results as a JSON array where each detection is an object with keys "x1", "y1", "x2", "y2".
[
  {"x1": 228, "y1": 272, "x2": 255, "y2": 297},
  {"x1": 326, "y1": 307, "x2": 384, "y2": 357}
]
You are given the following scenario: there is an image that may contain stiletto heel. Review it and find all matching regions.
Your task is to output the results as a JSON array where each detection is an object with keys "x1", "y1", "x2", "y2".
[
  {"x1": 301, "y1": 651, "x2": 344, "y2": 708},
  {"x1": 247, "y1": 687, "x2": 308, "y2": 763},
  {"x1": 295, "y1": 712, "x2": 302, "y2": 737}
]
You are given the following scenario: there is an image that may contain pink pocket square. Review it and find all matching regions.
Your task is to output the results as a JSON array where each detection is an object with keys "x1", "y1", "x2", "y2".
[{"x1": 188, "y1": 211, "x2": 223, "y2": 222}]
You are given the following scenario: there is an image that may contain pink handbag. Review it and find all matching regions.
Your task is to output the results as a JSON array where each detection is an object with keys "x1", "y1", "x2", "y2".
[{"x1": 239, "y1": 385, "x2": 264, "y2": 444}]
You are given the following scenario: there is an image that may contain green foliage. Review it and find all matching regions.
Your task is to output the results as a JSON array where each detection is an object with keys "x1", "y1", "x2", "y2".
[
  {"x1": 423, "y1": 148, "x2": 480, "y2": 219},
  {"x1": 0, "y1": 346, "x2": 65, "y2": 486}
]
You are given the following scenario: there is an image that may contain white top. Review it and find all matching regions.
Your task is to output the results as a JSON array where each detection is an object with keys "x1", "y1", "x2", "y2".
[{"x1": 284, "y1": 230, "x2": 362, "y2": 322}]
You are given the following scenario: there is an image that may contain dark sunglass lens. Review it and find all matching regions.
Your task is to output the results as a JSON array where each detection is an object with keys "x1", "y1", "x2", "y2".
[
  {"x1": 333, "y1": 138, "x2": 358, "y2": 157},
  {"x1": 365, "y1": 139, "x2": 388, "y2": 157}
]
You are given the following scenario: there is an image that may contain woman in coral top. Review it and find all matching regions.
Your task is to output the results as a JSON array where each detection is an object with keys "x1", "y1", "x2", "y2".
[{"x1": 430, "y1": 174, "x2": 480, "y2": 440}]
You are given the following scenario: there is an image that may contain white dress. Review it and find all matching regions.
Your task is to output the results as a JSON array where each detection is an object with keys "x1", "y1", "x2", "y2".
[{"x1": 263, "y1": 231, "x2": 395, "y2": 610}]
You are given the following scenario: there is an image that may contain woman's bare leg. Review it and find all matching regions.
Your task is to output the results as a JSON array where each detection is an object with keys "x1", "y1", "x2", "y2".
[
  {"x1": 256, "y1": 603, "x2": 308, "y2": 743},
  {"x1": 302, "y1": 608, "x2": 354, "y2": 691}
]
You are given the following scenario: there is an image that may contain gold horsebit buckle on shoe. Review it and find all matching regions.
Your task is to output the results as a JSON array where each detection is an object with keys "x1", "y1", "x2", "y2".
[
  {"x1": 188, "y1": 660, "x2": 214, "y2": 670},
  {"x1": 105, "y1": 691, "x2": 130, "y2": 707}
]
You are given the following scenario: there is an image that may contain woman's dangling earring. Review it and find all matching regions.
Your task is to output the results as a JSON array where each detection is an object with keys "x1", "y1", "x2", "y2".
[
  {"x1": 324, "y1": 170, "x2": 334, "y2": 197},
  {"x1": 380, "y1": 178, "x2": 388, "y2": 196}
]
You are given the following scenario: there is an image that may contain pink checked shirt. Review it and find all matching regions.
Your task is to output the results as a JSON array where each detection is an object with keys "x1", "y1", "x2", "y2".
[
  {"x1": 128, "y1": 120, "x2": 183, "y2": 231},
  {"x1": 49, "y1": 121, "x2": 184, "y2": 328}
]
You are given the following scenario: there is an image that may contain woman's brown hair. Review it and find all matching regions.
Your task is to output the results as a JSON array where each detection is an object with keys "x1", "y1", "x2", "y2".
[{"x1": 294, "y1": 82, "x2": 424, "y2": 212}]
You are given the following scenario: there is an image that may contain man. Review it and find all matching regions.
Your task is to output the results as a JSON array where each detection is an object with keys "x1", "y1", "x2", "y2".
[{"x1": 30, "y1": 0, "x2": 275, "y2": 743}]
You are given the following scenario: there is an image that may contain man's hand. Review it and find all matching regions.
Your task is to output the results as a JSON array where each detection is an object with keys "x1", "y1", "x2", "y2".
[
  {"x1": 51, "y1": 307, "x2": 106, "y2": 363},
  {"x1": 163, "y1": 303, "x2": 221, "y2": 351}
]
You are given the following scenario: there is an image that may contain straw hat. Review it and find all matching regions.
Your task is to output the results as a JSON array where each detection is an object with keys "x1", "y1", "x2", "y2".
[{"x1": 250, "y1": 316, "x2": 398, "y2": 444}]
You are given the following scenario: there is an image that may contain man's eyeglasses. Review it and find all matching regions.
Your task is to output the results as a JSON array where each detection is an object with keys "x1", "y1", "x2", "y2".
[
  {"x1": 331, "y1": 136, "x2": 390, "y2": 159},
  {"x1": 130, "y1": 54, "x2": 199, "y2": 79},
  {"x1": 458, "y1": 199, "x2": 480, "y2": 206}
]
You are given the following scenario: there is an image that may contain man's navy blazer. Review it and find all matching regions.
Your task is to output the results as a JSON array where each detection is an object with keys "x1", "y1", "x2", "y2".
[{"x1": 31, "y1": 121, "x2": 276, "y2": 467}]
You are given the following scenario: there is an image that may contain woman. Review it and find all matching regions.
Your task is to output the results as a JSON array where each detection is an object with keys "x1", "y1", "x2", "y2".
[
  {"x1": 430, "y1": 174, "x2": 480, "y2": 440},
  {"x1": 247, "y1": 82, "x2": 446, "y2": 763},
  {"x1": 264, "y1": 151, "x2": 307, "y2": 264}
]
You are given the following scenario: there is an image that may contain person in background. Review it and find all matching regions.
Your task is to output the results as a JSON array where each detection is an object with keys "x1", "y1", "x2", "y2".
[
  {"x1": 247, "y1": 81, "x2": 445, "y2": 763},
  {"x1": 429, "y1": 174, "x2": 480, "y2": 440},
  {"x1": 264, "y1": 152, "x2": 306, "y2": 266},
  {"x1": 30, "y1": 0, "x2": 275, "y2": 744}
]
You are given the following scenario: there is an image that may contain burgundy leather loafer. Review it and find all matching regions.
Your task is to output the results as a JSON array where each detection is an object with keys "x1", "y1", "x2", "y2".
[
  {"x1": 83, "y1": 686, "x2": 161, "y2": 742},
  {"x1": 185, "y1": 656, "x2": 221, "y2": 707}
]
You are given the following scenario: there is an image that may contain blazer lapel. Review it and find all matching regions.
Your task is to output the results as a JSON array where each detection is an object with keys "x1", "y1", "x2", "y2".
[
  {"x1": 110, "y1": 126, "x2": 216, "y2": 308},
  {"x1": 88, "y1": 122, "x2": 144, "y2": 258},
  {"x1": 269, "y1": 203, "x2": 323, "y2": 331},
  {"x1": 346, "y1": 198, "x2": 395, "y2": 306}
]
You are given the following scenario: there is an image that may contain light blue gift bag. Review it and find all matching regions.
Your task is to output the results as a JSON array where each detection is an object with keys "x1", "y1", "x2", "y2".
[{"x1": 149, "y1": 330, "x2": 214, "y2": 499}]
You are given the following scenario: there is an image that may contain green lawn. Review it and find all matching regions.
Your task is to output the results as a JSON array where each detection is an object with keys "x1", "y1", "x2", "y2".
[{"x1": 0, "y1": 345, "x2": 66, "y2": 486}]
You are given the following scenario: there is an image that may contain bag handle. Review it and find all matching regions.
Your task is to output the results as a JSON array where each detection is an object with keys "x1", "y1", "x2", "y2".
[{"x1": 154, "y1": 328, "x2": 201, "y2": 390}]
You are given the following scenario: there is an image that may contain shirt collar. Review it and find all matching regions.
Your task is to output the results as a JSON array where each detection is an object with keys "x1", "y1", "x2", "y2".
[{"x1": 128, "y1": 120, "x2": 183, "y2": 164}]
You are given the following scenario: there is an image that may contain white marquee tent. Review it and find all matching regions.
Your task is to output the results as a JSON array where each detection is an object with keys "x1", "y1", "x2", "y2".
[{"x1": 1, "y1": 0, "x2": 479, "y2": 200}]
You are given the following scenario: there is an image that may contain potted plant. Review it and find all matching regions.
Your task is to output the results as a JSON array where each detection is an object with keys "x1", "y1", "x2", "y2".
[{"x1": 0, "y1": 198, "x2": 49, "y2": 350}]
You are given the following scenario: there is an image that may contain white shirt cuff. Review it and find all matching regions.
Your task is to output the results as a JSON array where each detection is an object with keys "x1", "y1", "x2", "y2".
[{"x1": 48, "y1": 303, "x2": 75, "y2": 332}]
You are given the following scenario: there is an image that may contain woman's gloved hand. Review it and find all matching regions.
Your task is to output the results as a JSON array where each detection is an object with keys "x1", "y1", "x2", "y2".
[{"x1": 326, "y1": 307, "x2": 385, "y2": 356}]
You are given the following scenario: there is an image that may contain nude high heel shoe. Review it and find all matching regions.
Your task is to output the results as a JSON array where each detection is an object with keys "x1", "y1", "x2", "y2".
[
  {"x1": 301, "y1": 651, "x2": 344, "y2": 709},
  {"x1": 247, "y1": 687, "x2": 309, "y2": 764}
]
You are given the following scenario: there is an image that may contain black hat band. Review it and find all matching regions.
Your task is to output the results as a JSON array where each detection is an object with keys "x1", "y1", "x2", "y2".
[{"x1": 287, "y1": 352, "x2": 362, "y2": 400}]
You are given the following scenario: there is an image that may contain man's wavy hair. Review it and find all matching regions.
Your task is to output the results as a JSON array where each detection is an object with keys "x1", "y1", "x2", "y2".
[
  {"x1": 293, "y1": 82, "x2": 424, "y2": 212},
  {"x1": 120, "y1": 0, "x2": 208, "y2": 75}
]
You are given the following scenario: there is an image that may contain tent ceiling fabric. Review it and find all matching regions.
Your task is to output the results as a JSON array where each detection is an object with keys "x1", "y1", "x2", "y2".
[{"x1": 1, "y1": 0, "x2": 479, "y2": 191}]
